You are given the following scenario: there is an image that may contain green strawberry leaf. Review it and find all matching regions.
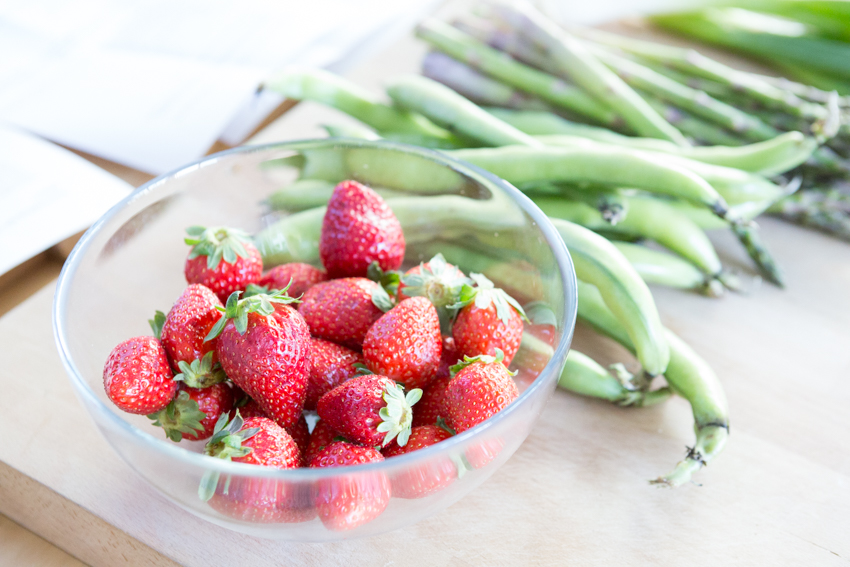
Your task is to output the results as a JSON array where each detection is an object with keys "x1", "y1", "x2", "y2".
[
  {"x1": 184, "y1": 226, "x2": 254, "y2": 271},
  {"x1": 352, "y1": 363, "x2": 374, "y2": 376},
  {"x1": 371, "y1": 285, "x2": 396, "y2": 313},
  {"x1": 449, "y1": 348, "x2": 516, "y2": 377},
  {"x1": 436, "y1": 416, "x2": 456, "y2": 436},
  {"x1": 204, "y1": 410, "x2": 259, "y2": 461},
  {"x1": 148, "y1": 390, "x2": 207, "y2": 442},
  {"x1": 367, "y1": 261, "x2": 402, "y2": 295},
  {"x1": 148, "y1": 310, "x2": 166, "y2": 340},
  {"x1": 173, "y1": 352, "x2": 227, "y2": 388},
  {"x1": 205, "y1": 288, "x2": 300, "y2": 340}
]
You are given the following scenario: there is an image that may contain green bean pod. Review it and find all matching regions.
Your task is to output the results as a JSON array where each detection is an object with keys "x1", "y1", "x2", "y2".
[
  {"x1": 385, "y1": 75, "x2": 543, "y2": 148},
  {"x1": 611, "y1": 241, "x2": 724, "y2": 297},
  {"x1": 551, "y1": 218, "x2": 670, "y2": 376},
  {"x1": 533, "y1": 195, "x2": 724, "y2": 277},
  {"x1": 263, "y1": 68, "x2": 457, "y2": 142},
  {"x1": 510, "y1": 134, "x2": 786, "y2": 207},
  {"x1": 652, "y1": 330, "x2": 729, "y2": 487},
  {"x1": 448, "y1": 146, "x2": 730, "y2": 217},
  {"x1": 536, "y1": 132, "x2": 816, "y2": 177},
  {"x1": 489, "y1": 108, "x2": 815, "y2": 176},
  {"x1": 558, "y1": 350, "x2": 672, "y2": 406},
  {"x1": 575, "y1": 280, "x2": 729, "y2": 486}
]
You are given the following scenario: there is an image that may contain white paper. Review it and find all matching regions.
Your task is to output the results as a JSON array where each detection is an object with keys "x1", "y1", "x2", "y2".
[
  {"x1": 0, "y1": 0, "x2": 440, "y2": 174},
  {"x1": 0, "y1": 123, "x2": 131, "y2": 275}
]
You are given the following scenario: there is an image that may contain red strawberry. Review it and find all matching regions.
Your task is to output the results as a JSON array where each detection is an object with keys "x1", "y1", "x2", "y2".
[
  {"x1": 309, "y1": 441, "x2": 391, "y2": 531},
  {"x1": 207, "y1": 475, "x2": 314, "y2": 524},
  {"x1": 398, "y1": 254, "x2": 470, "y2": 333},
  {"x1": 381, "y1": 425, "x2": 455, "y2": 499},
  {"x1": 149, "y1": 382, "x2": 234, "y2": 441},
  {"x1": 203, "y1": 414, "x2": 311, "y2": 523},
  {"x1": 452, "y1": 274, "x2": 526, "y2": 366},
  {"x1": 232, "y1": 397, "x2": 268, "y2": 421},
  {"x1": 103, "y1": 336, "x2": 176, "y2": 415},
  {"x1": 319, "y1": 180, "x2": 405, "y2": 278},
  {"x1": 443, "y1": 350, "x2": 519, "y2": 434},
  {"x1": 305, "y1": 418, "x2": 342, "y2": 464},
  {"x1": 184, "y1": 226, "x2": 263, "y2": 302},
  {"x1": 305, "y1": 338, "x2": 364, "y2": 411},
  {"x1": 317, "y1": 374, "x2": 421, "y2": 447},
  {"x1": 362, "y1": 297, "x2": 442, "y2": 391},
  {"x1": 465, "y1": 437, "x2": 505, "y2": 469},
  {"x1": 411, "y1": 339, "x2": 456, "y2": 428},
  {"x1": 257, "y1": 263, "x2": 327, "y2": 298},
  {"x1": 298, "y1": 278, "x2": 383, "y2": 348},
  {"x1": 212, "y1": 291, "x2": 310, "y2": 428},
  {"x1": 285, "y1": 414, "x2": 311, "y2": 463},
  {"x1": 158, "y1": 284, "x2": 223, "y2": 377}
]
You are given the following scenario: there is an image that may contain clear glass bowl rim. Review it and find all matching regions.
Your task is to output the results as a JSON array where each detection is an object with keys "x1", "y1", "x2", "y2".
[{"x1": 52, "y1": 138, "x2": 578, "y2": 480}]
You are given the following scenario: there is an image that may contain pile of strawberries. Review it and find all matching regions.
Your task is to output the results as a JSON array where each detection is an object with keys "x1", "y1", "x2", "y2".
[{"x1": 102, "y1": 180, "x2": 547, "y2": 531}]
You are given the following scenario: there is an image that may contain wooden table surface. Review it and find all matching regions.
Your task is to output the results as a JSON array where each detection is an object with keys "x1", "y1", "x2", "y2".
[{"x1": 2, "y1": 15, "x2": 850, "y2": 567}]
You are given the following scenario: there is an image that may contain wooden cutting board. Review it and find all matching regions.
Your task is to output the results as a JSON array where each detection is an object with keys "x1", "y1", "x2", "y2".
[{"x1": 2, "y1": 14, "x2": 850, "y2": 567}]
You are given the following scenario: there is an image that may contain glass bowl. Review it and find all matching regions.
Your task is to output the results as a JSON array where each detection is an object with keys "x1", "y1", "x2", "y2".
[{"x1": 53, "y1": 139, "x2": 577, "y2": 541}]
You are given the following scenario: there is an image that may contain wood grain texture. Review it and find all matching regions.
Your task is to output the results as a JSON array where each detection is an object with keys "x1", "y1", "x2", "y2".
[
  {"x1": 0, "y1": 514, "x2": 86, "y2": 567},
  {"x1": 1, "y1": 215, "x2": 849, "y2": 566},
  {"x1": 3, "y1": 9, "x2": 850, "y2": 566}
]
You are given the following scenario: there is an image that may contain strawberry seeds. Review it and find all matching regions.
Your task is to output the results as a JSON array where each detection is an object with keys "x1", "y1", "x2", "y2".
[{"x1": 101, "y1": 179, "x2": 538, "y2": 531}]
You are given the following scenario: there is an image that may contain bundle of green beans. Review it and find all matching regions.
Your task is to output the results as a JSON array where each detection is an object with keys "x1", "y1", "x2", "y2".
[
  {"x1": 411, "y1": 1, "x2": 850, "y2": 243},
  {"x1": 259, "y1": 65, "x2": 741, "y2": 485}
]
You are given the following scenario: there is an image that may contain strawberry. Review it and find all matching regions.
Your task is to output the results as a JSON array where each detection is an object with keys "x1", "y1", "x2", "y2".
[
  {"x1": 298, "y1": 278, "x2": 383, "y2": 348},
  {"x1": 319, "y1": 180, "x2": 405, "y2": 278},
  {"x1": 465, "y1": 437, "x2": 505, "y2": 470},
  {"x1": 305, "y1": 418, "x2": 342, "y2": 464},
  {"x1": 203, "y1": 413, "x2": 311, "y2": 523},
  {"x1": 451, "y1": 274, "x2": 527, "y2": 366},
  {"x1": 410, "y1": 338, "x2": 457, "y2": 428},
  {"x1": 257, "y1": 263, "x2": 327, "y2": 298},
  {"x1": 232, "y1": 396, "x2": 268, "y2": 421},
  {"x1": 305, "y1": 338, "x2": 364, "y2": 411},
  {"x1": 398, "y1": 254, "x2": 470, "y2": 332},
  {"x1": 158, "y1": 285, "x2": 223, "y2": 379},
  {"x1": 381, "y1": 424, "x2": 456, "y2": 499},
  {"x1": 362, "y1": 297, "x2": 442, "y2": 391},
  {"x1": 207, "y1": 475, "x2": 314, "y2": 524},
  {"x1": 103, "y1": 336, "x2": 176, "y2": 415},
  {"x1": 184, "y1": 226, "x2": 263, "y2": 302},
  {"x1": 211, "y1": 291, "x2": 310, "y2": 428},
  {"x1": 317, "y1": 374, "x2": 421, "y2": 447},
  {"x1": 286, "y1": 414, "x2": 311, "y2": 463},
  {"x1": 149, "y1": 382, "x2": 234, "y2": 442},
  {"x1": 309, "y1": 441, "x2": 391, "y2": 531},
  {"x1": 443, "y1": 350, "x2": 519, "y2": 434}
]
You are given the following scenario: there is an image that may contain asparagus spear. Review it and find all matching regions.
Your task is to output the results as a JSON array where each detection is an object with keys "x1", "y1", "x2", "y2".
[
  {"x1": 576, "y1": 28, "x2": 830, "y2": 121},
  {"x1": 483, "y1": 1, "x2": 689, "y2": 145},
  {"x1": 421, "y1": 51, "x2": 553, "y2": 113},
  {"x1": 415, "y1": 19, "x2": 621, "y2": 128},
  {"x1": 587, "y1": 45, "x2": 781, "y2": 142}
]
